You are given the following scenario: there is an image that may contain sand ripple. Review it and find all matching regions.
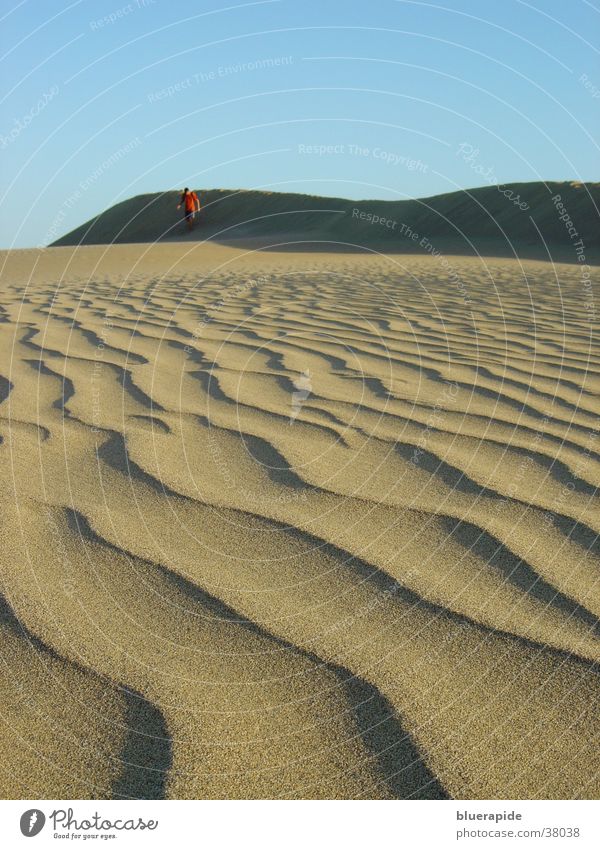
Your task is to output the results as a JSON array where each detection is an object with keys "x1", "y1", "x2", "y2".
[{"x1": 0, "y1": 244, "x2": 598, "y2": 799}]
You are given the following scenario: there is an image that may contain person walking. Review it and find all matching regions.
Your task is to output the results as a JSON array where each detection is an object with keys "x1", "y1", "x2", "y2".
[{"x1": 177, "y1": 188, "x2": 200, "y2": 232}]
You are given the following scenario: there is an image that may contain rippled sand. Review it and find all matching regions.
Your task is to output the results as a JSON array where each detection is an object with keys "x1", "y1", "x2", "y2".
[{"x1": 0, "y1": 242, "x2": 598, "y2": 799}]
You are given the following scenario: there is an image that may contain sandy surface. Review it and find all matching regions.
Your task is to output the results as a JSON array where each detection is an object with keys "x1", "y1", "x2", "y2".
[{"x1": 0, "y1": 241, "x2": 599, "y2": 799}]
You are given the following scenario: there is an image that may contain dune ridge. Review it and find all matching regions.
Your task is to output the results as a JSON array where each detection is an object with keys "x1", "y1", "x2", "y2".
[
  {"x1": 50, "y1": 182, "x2": 600, "y2": 262},
  {"x1": 0, "y1": 241, "x2": 599, "y2": 799}
]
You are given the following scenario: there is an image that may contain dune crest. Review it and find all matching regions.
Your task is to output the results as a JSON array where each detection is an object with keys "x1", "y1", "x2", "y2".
[{"x1": 50, "y1": 183, "x2": 600, "y2": 263}]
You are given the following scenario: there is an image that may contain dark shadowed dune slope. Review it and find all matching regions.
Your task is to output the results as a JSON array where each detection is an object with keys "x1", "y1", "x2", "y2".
[{"x1": 52, "y1": 182, "x2": 600, "y2": 260}]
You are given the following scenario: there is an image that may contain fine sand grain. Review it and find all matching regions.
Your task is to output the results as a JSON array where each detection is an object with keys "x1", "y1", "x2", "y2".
[{"x1": 0, "y1": 242, "x2": 598, "y2": 799}]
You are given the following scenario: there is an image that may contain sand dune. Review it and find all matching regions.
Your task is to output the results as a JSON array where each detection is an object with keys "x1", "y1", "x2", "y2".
[
  {"x1": 51, "y1": 182, "x2": 600, "y2": 263},
  {"x1": 0, "y1": 241, "x2": 598, "y2": 799}
]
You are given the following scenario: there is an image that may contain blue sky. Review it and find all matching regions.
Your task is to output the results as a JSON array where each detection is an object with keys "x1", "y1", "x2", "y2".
[{"x1": 0, "y1": 0, "x2": 598, "y2": 247}]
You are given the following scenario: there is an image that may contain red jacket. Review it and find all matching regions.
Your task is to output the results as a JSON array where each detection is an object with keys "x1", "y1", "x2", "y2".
[{"x1": 182, "y1": 191, "x2": 198, "y2": 212}]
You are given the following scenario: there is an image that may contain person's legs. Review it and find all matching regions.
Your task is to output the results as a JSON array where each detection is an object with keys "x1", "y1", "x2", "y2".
[{"x1": 185, "y1": 210, "x2": 194, "y2": 231}]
